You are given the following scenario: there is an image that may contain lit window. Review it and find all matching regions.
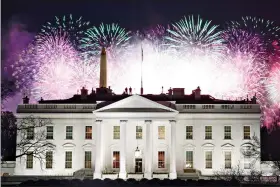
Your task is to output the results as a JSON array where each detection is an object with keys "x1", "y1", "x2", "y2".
[
  {"x1": 26, "y1": 127, "x2": 34, "y2": 140},
  {"x1": 85, "y1": 126, "x2": 92, "y2": 139},
  {"x1": 225, "y1": 151, "x2": 231, "y2": 169},
  {"x1": 205, "y1": 126, "x2": 212, "y2": 139},
  {"x1": 186, "y1": 151, "x2": 193, "y2": 168},
  {"x1": 158, "y1": 151, "x2": 165, "y2": 168},
  {"x1": 224, "y1": 126, "x2": 231, "y2": 139},
  {"x1": 113, "y1": 126, "x2": 120, "y2": 139},
  {"x1": 85, "y1": 151, "x2": 92, "y2": 169},
  {"x1": 158, "y1": 126, "x2": 165, "y2": 139},
  {"x1": 186, "y1": 126, "x2": 193, "y2": 139},
  {"x1": 26, "y1": 152, "x2": 33, "y2": 169},
  {"x1": 205, "y1": 151, "x2": 212, "y2": 169},
  {"x1": 136, "y1": 126, "x2": 143, "y2": 139},
  {"x1": 243, "y1": 126, "x2": 250, "y2": 139},
  {"x1": 65, "y1": 151, "x2": 72, "y2": 169},
  {"x1": 46, "y1": 126, "x2": 53, "y2": 139},
  {"x1": 46, "y1": 151, "x2": 53, "y2": 169},
  {"x1": 113, "y1": 151, "x2": 120, "y2": 168},
  {"x1": 244, "y1": 155, "x2": 250, "y2": 169},
  {"x1": 66, "y1": 126, "x2": 73, "y2": 140}
]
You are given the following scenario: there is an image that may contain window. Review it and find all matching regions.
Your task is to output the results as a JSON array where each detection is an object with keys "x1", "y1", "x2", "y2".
[
  {"x1": 158, "y1": 151, "x2": 165, "y2": 168},
  {"x1": 85, "y1": 126, "x2": 92, "y2": 139},
  {"x1": 244, "y1": 156, "x2": 250, "y2": 169},
  {"x1": 205, "y1": 126, "x2": 212, "y2": 139},
  {"x1": 243, "y1": 126, "x2": 250, "y2": 139},
  {"x1": 225, "y1": 151, "x2": 231, "y2": 169},
  {"x1": 26, "y1": 127, "x2": 34, "y2": 140},
  {"x1": 26, "y1": 152, "x2": 33, "y2": 169},
  {"x1": 85, "y1": 151, "x2": 92, "y2": 169},
  {"x1": 113, "y1": 126, "x2": 120, "y2": 139},
  {"x1": 136, "y1": 126, "x2": 143, "y2": 139},
  {"x1": 186, "y1": 151, "x2": 193, "y2": 168},
  {"x1": 224, "y1": 126, "x2": 231, "y2": 139},
  {"x1": 46, "y1": 126, "x2": 53, "y2": 139},
  {"x1": 46, "y1": 151, "x2": 53, "y2": 169},
  {"x1": 186, "y1": 126, "x2": 193, "y2": 139},
  {"x1": 205, "y1": 151, "x2": 212, "y2": 169},
  {"x1": 65, "y1": 151, "x2": 72, "y2": 169},
  {"x1": 113, "y1": 151, "x2": 120, "y2": 168},
  {"x1": 158, "y1": 126, "x2": 165, "y2": 139},
  {"x1": 66, "y1": 126, "x2": 73, "y2": 139}
]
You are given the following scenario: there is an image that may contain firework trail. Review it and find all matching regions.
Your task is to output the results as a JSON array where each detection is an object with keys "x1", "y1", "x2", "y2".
[
  {"x1": 41, "y1": 14, "x2": 90, "y2": 48},
  {"x1": 266, "y1": 62, "x2": 280, "y2": 104},
  {"x1": 166, "y1": 15, "x2": 225, "y2": 58},
  {"x1": 228, "y1": 16, "x2": 280, "y2": 57}
]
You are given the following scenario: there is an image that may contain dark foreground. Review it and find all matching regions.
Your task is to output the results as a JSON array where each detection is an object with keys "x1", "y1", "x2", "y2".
[{"x1": 2, "y1": 178, "x2": 280, "y2": 187}]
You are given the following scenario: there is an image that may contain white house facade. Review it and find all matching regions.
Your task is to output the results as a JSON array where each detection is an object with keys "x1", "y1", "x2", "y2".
[{"x1": 14, "y1": 87, "x2": 262, "y2": 179}]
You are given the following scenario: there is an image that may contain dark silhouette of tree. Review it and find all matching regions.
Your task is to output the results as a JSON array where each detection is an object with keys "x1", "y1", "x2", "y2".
[
  {"x1": 1, "y1": 111, "x2": 17, "y2": 161},
  {"x1": 1, "y1": 78, "x2": 16, "y2": 101},
  {"x1": 1, "y1": 113, "x2": 56, "y2": 167}
]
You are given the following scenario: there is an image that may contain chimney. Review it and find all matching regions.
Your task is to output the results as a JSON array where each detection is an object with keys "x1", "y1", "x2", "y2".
[
  {"x1": 168, "y1": 87, "x2": 173, "y2": 96},
  {"x1": 81, "y1": 87, "x2": 88, "y2": 100},
  {"x1": 129, "y1": 87, "x2": 132, "y2": 95},
  {"x1": 23, "y1": 96, "x2": 30, "y2": 104},
  {"x1": 194, "y1": 86, "x2": 201, "y2": 100},
  {"x1": 99, "y1": 47, "x2": 107, "y2": 88}
]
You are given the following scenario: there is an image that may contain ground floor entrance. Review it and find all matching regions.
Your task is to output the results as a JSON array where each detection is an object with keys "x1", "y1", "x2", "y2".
[{"x1": 135, "y1": 158, "x2": 142, "y2": 173}]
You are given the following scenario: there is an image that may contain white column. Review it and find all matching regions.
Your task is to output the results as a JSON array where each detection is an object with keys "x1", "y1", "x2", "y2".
[
  {"x1": 169, "y1": 120, "x2": 177, "y2": 179},
  {"x1": 94, "y1": 120, "x2": 103, "y2": 179},
  {"x1": 144, "y1": 120, "x2": 153, "y2": 179},
  {"x1": 119, "y1": 120, "x2": 127, "y2": 179}
]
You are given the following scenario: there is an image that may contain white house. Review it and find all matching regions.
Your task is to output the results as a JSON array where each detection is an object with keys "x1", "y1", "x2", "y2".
[{"x1": 14, "y1": 86, "x2": 262, "y2": 179}]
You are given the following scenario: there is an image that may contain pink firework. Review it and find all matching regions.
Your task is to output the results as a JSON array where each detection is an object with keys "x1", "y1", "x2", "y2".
[
  {"x1": 32, "y1": 32, "x2": 82, "y2": 100},
  {"x1": 266, "y1": 62, "x2": 280, "y2": 104},
  {"x1": 262, "y1": 104, "x2": 280, "y2": 129}
]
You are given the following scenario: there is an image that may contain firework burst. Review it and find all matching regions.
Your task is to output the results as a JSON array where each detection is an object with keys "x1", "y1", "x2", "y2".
[
  {"x1": 223, "y1": 28, "x2": 266, "y2": 60},
  {"x1": 228, "y1": 16, "x2": 280, "y2": 56},
  {"x1": 11, "y1": 43, "x2": 39, "y2": 91},
  {"x1": 41, "y1": 14, "x2": 90, "y2": 47},
  {"x1": 266, "y1": 62, "x2": 280, "y2": 104},
  {"x1": 31, "y1": 32, "x2": 82, "y2": 100},
  {"x1": 166, "y1": 15, "x2": 225, "y2": 57},
  {"x1": 80, "y1": 23, "x2": 132, "y2": 58}
]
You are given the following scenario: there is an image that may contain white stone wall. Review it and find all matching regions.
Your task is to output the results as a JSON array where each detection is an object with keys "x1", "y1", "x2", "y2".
[{"x1": 14, "y1": 113, "x2": 261, "y2": 177}]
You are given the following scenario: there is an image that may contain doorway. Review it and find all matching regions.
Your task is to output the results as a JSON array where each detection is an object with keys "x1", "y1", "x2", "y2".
[{"x1": 135, "y1": 158, "x2": 142, "y2": 173}]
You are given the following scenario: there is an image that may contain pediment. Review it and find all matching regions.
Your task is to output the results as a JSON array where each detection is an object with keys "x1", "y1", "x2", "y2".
[
  {"x1": 202, "y1": 143, "x2": 215, "y2": 147},
  {"x1": 62, "y1": 143, "x2": 76, "y2": 148},
  {"x1": 82, "y1": 143, "x2": 95, "y2": 148},
  {"x1": 221, "y1": 143, "x2": 235, "y2": 148},
  {"x1": 94, "y1": 95, "x2": 178, "y2": 113}
]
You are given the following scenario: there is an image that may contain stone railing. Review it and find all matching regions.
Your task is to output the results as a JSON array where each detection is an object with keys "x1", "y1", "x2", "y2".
[{"x1": 17, "y1": 104, "x2": 97, "y2": 113}]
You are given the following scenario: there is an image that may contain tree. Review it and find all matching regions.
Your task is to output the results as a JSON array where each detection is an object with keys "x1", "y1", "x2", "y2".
[
  {"x1": 1, "y1": 78, "x2": 16, "y2": 101},
  {"x1": 1, "y1": 111, "x2": 17, "y2": 161},
  {"x1": 1, "y1": 113, "x2": 56, "y2": 167}
]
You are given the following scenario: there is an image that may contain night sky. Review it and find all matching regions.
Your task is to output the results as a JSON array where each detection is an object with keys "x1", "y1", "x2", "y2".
[
  {"x1": 1, "y1": 0, "x2": 280, "y2": 111},
  {"x1": 2, "y1": 0, "x2": 280, "y2": 32}
]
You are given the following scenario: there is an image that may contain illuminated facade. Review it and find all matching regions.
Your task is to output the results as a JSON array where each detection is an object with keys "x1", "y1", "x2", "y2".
[{"x1": 14, "y1": 87, "x2": 262, "y2": 179}]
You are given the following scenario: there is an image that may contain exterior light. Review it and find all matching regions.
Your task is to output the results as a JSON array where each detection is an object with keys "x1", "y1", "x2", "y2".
[{"x1": 135, "y1": 147, "x2": 141, "y2": 158}]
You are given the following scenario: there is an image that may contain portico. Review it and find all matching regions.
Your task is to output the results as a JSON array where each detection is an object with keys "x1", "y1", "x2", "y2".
[{"x1": 92, "y1": 95, "x2": 179, "y2": 179}]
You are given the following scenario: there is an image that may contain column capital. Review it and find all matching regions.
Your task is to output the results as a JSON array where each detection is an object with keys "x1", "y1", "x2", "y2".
[
  {"x1": 96, "y1": 120, "x2": 102, "y2": 123},
  {"x1": 169, "y1": 120, "x2": 176, "y2": 124},
  {"x1": 120, "y1": 120, "x2": 127, "y2": 124},
  {"x1": 145, "y1": 120, "x2": 152, "y2": 124}
]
